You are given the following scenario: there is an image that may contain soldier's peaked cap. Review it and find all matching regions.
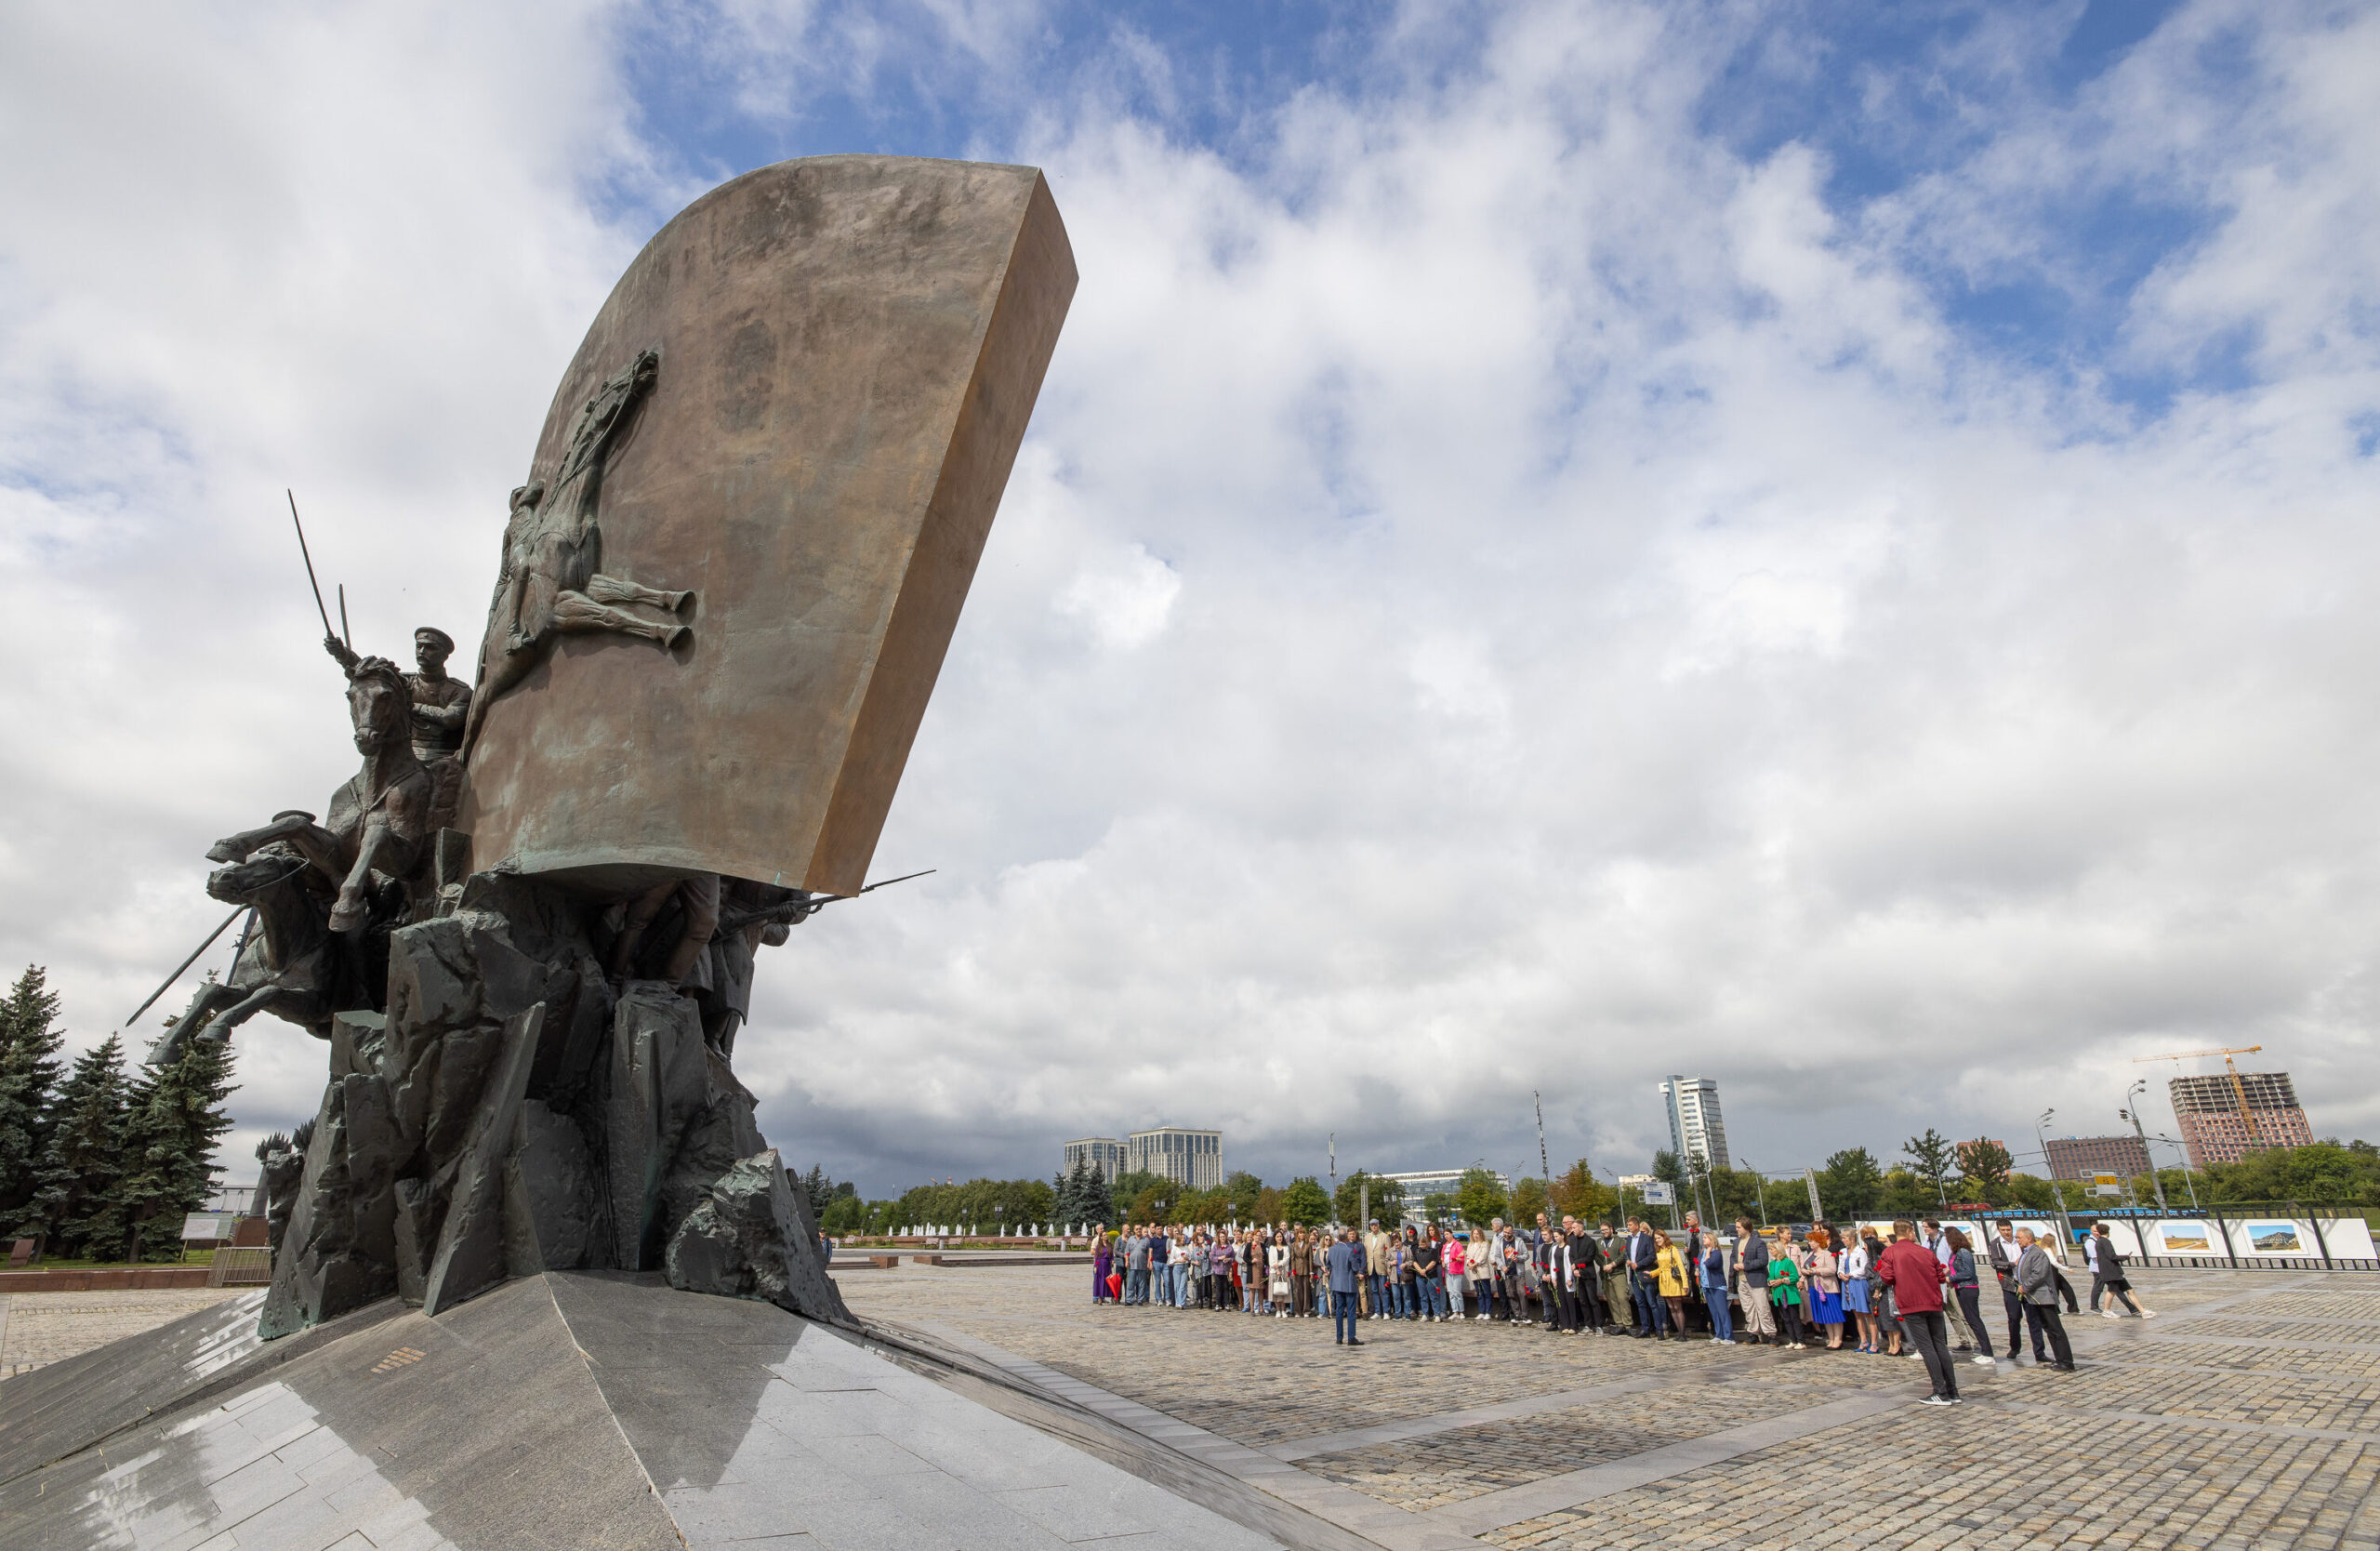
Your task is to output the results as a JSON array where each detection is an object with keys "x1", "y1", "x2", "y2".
[{"x1": 414, "y1": 626, "x2": 456, "y2": 651}]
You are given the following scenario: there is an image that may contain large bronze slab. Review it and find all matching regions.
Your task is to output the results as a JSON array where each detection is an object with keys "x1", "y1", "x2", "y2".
[{"x1": 461, "y1": 154, "x2": 1075, "y2": 895}]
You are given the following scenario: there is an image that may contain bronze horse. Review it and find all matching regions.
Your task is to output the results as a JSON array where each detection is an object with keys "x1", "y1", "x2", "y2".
[{"x1": 156, "y1": 658, "x2": 438, "y2": 1064}]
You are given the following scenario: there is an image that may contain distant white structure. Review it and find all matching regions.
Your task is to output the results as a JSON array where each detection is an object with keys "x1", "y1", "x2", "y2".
[
  {"x1": 1659, "y1": 1076, "x2": 1728, "y2": 1167},
  {"x1": 1128, "y1": 1127, "x2": 1223, "y2": 1191},
  {"x1": 1064, "y1": 1137, "x2": 1127, "y2": 1179}
]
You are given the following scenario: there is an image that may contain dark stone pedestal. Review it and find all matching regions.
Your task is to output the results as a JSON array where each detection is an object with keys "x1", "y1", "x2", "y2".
[{"x1": 262, "y1": 871, "x2": 849, "y2": 1343}]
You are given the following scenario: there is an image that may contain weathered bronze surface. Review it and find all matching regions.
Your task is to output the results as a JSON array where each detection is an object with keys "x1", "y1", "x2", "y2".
[
  {"x1": 167, "y1": 152, "x2": 1064, "y2": 1342},
  {"x1": 461, "y1": 154, "x2": 1076, "y2": 896}
]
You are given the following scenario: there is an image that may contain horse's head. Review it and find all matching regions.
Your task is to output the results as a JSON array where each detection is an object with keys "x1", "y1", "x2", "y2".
[
  {"x1": 206, "y1": 839, "x2": 313, "y2": 905},
  {"x1": 346, "y1": 656, "x2": 411, "y2": 754}
]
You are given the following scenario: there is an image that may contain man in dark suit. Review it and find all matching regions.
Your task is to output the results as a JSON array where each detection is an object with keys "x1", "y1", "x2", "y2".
[
  {"x1": 1540, "y1": 1226, "x2": 1575, "y2": 1332},
  {"x1": 1985, "y1": 1221, "x2": 2028, "y2": 1359},
  {"x1": 1628, "y1": 1219, "x2": 1660, "y2": 1336}
]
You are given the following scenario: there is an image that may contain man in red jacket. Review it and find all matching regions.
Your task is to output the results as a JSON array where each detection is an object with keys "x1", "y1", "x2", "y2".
[{"x1": 1876, "y1": 1219, "x2": 1959, "y2": 1403}]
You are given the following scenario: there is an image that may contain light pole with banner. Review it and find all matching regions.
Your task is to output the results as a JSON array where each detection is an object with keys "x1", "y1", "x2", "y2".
[
  {"x1": 2122, "y1": 1080, "x2": 2169, "y2": 1213},
  {"x1": 2037, "y1": 1108, "x2": 2078, "y2": 1251},
  {"x1": 1738, "y1": 1158, "x2": 1769, "y2": 1226}
]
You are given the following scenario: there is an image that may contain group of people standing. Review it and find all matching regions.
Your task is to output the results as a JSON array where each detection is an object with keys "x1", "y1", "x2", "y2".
[{"x1": 1089, "y1": 1214, "x2": 2152, "y2": 1404}]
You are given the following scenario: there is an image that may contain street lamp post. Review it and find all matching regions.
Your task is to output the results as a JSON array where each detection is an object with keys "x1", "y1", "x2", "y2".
[
  {"x1": 2122, "y1": 1080, "x2": 2169, "y2": 1213},
  {"x1": 2037, "y1": 1108, "x2": 2077, "y2": 1251},
  {"x1": 1738, "y1": 1158, "x2": 1768, "y2": 1226}
]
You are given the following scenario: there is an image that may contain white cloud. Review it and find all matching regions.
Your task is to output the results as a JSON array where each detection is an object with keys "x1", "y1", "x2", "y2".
[{"x1": 6, "y1": 0, "x2": 2379, "y2": 1197}]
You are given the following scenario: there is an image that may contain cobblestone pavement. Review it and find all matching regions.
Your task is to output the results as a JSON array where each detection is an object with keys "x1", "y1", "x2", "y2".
[
  {"x1": 0, "y1": 1287, "x2": 248, "y2": 1377},
  {"x1": 841, "y1": 1264, "x2": 2380, "y2": 1550}
]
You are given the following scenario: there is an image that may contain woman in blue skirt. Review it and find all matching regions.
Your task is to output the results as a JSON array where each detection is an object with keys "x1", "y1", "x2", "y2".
[
  {"x1": 1842, "y1": 1229, "x2": 1876, "y2": 1350},
  {"x1": 1805, "y1": 1226, "x2": 1844, "y2": 1346}
]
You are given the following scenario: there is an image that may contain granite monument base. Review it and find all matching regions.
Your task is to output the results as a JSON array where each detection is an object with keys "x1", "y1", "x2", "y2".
[{"x1": 0, "y1": 1274, "x2": 1286, "y2": 1551}]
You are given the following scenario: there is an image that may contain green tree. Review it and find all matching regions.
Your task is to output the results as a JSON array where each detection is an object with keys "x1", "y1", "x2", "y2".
[
  {"x1": 1547, "y1": 1160, "x2": 1611, "y2": 1225},
  {"x1": 819, "y1": 1194, "x2": 866, "y2": 1234},
  {"x1": 18, "y1": 1033, "x2": 130, "y2": 1252},
  {"x1": 0, "y1": 966, "x2": 67, "y2": 1228},
  {"x1": 100, "y1": 1035, "x2": 234, "y2": 1263},
  {"x1": 1956, "y1": 1139, "x2": 2013, "y2": 1204},
  {"x1": 1650, "y1": 1149, "x2": 1686, "y2": 1189},
  {"x1": 1511, "y1": 1175, "x2": 1549, "y2": 1225},
  {"x1": 2203, "y1": 1142, "x2": 2380, "y2": 1206},
  {"x1": 1220, "y1": 1170, "x2": 1265, "y2": 1220},
  {"x1": 1902, "y1": 1129, "x2": 1955, "y2": 1208},
  {"x1": 1817, "y1": 1147, "x2": 1884, "y2": 1217},
  {"x1": 1701, "y1": 1164, "x2": 1765, "y2": 1227},
  {"x1": 1278, "y1": 1175, "x2": 1330, "y2": 1226},
  {"x1": 1106, "y1": 1169, "x2": 1170, "y2": 1223},
  {"x1": 1459, "y1": 1166, "x2": 1515, "y2": 1226},
  {"x1": 1254, "y1": 1185, "x2": 1284, "y2": 1224},
  {"x1": 1333, "y1": 1169, "x2": 1403, "y2": 1226},
  {"x1": 2000, "y1": 1172, "x2": 2059, "y2": 1211}
]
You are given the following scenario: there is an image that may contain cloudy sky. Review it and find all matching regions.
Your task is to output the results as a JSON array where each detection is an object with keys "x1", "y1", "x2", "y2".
[{"x1": 5, "y1": 0, "x2": 2377, "y2": 1200}]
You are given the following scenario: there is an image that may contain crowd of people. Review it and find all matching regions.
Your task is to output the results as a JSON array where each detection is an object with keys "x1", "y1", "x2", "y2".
[{"x1": 1088, "y1": 1213, "x2": 2155, "y2": 1404}]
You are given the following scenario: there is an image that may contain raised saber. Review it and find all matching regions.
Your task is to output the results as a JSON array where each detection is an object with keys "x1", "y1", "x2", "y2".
[
  {"x1": 120, "y1": 905, "x2": 246, "y2": 1030},
  {"x1": 287, "y1": 489, "x2": 337, "y2": 641},
  {"x1": 337, "y1": 582, "x2": 351, "y2": 652}
]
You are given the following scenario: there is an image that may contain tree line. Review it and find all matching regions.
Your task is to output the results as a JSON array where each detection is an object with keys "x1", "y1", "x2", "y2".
[
  {"x1": 0, "y1": 966, "x2": 238, "y2": 1262},
  {"x1": 801, "y1": 1120, "x2": 2380, "y2": 1241}
]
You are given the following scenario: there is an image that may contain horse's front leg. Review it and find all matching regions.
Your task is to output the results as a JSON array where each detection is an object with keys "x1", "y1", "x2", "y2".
[
  {"x1": 329, "y1": 814, "x2": 402, "y2": 933},
  {"x1": 192, "y1": 983, "x2": 293, "y2": 1045}
]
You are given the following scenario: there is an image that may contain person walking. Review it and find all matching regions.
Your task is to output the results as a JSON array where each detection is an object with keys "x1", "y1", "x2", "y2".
[
  {"x1": 1877, "y1": 1219, "x2": 1959, "y2": 1403},
  {"x1": 2088, "y1": 1223, "x2": 2151, "y2": 1319},
  {"x1": 1699, "y1": 1230, "x2": 1734, "y2": 1343},
  {"x1": 1944, "y1": 1227, "x2": 1996, "y2": 1367}
]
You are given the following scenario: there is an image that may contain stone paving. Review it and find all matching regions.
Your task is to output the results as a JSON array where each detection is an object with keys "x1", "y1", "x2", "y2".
[
  {"x1": 0, "y1": 1287, "x2": 248, "y2": 1378},
  {"x1": 840, "y1": 1262, "x2": 2380, "y2": 1550}
]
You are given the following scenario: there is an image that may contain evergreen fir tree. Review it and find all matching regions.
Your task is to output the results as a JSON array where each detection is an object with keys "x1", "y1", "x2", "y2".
[
  {"x1": 18, "y1": 1033, "x2": 130, "y2": 1253},
  {"x1": 0, "y1": 965, "x2": 67, "y2": 1227},
  {"x1": 108, "y1": 1036, "x2": 236, "y2": 1263}
]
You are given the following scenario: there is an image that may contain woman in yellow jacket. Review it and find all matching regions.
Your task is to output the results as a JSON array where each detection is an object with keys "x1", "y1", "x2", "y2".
[{"x1": 1652, "y1": 1230, "x2": 1692, "y2": 1340}]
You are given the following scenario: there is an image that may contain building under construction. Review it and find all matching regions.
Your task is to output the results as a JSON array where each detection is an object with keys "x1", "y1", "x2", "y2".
[{"x1": 2170, "y1": 1070, "x2": 2314, "y2": 1169}]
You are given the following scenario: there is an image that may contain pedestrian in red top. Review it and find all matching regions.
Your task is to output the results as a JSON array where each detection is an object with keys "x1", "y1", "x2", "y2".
[{"x1": 1876, "y1": 1219, "x2": 1959, "y2": 1403}]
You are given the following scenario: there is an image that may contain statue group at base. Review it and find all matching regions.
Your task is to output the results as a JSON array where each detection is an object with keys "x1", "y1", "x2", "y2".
[{"x1": 162, "y1": 153, "x2": 1076, "y2": 1339}]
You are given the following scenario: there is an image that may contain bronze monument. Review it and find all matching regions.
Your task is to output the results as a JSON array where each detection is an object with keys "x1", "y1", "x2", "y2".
[{"x1": 161, "y1": 154, "x2": 1075, "y2": 1339}]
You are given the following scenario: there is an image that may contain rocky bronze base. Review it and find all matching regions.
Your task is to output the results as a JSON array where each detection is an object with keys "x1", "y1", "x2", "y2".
[{"x1": 261, "y1": 869, "x2": 849, "y2": 1340}]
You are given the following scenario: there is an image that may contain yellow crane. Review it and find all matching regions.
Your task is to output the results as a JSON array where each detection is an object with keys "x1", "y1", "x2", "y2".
[{"x1": 2135, "y1": 1045, "x2": 2265, "y2": 1147}]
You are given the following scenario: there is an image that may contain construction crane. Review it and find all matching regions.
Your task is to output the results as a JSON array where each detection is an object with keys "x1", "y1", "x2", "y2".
[{"x1": 2135, "y1": 1045, "x2": 2265, "y2": 1147}]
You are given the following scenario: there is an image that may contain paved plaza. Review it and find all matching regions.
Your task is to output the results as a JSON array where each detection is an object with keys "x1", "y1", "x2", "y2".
[
  {"x1": 0, "y1": 1287, "x2": 247, "y2": 1379},
  {"x1": 840, "y1": 1261, "x2": 2380, "y2": 1551}
]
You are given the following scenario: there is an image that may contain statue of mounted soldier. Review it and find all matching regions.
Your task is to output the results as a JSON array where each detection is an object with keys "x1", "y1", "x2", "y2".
[{"x1": 152, "y1": 348, "x2": 732, "y2": 1064}]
